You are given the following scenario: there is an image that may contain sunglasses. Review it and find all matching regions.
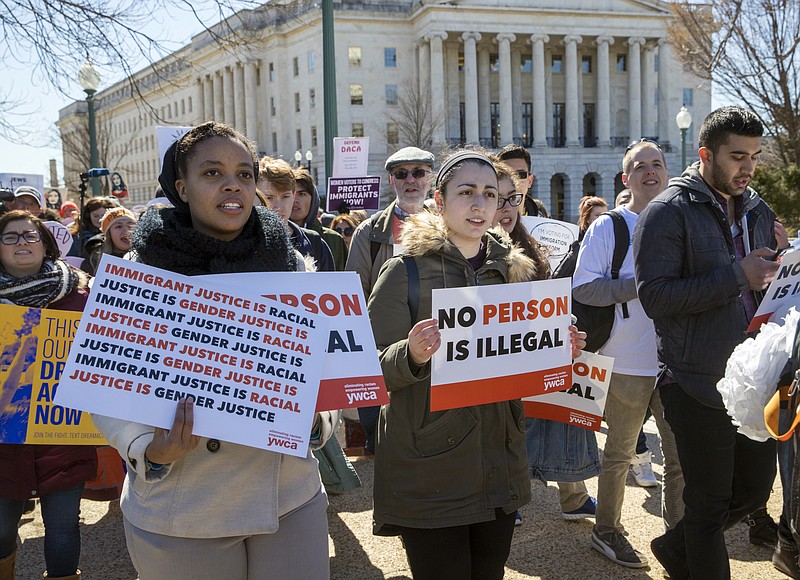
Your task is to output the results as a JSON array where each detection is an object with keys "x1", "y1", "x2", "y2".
[
  {"x1": 1, "y1": 230, "x2": 41, "y2": 245},
  {"x1": 497, "y1": 193, "x2": 525, "y2": 209},
  {"x1": 392, "y1": 168, "x2": 430, "y2": 180},
  {"x1": 515, "y1": 170, "x2": 529, "y2": 179},
  {"x1": 625, "y1": 138, "x2": 662, "y2": 152},
  {"x1": 335, "y1": 226, "x2": 354, "y2": 237}
]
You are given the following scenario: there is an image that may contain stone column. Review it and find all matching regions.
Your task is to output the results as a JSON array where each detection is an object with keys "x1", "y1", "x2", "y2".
[
  {"x1": 195, "y1": 78, "x2": 205, "y2": 124},
  {"x1": 244, "y1": 61, "x2": 259, "y2": 144},
  {"x1": 545, "y1": 47, "x2": 553, "y2": 143},
  {"x1": 511, "y1": 48, "x2": 522, "y2": 143},
  {"x1": 462, "y1": 32, "x2": 481, "y2": 144},
  {"x1": 446, "y1": 43, "x2": 461, "y2": 141},
  {"x1": 213, "y1": 71, "x2": 224, "y2": 121},
  {"x1": 478, "y1": 45, "x2": 491, "y2": 144},
  {"x1": 496, "y1": 33, "x2": 516, "y2": 146},
  {"x1": 223, "y1": 66, "x2": 235, "y2": 125},
  {"x1": 418, "y1": 39, "x2": 431, "y2": 99},
  {"x1": 530, "y1": 34, "x2": 549, "y2": 148},
  {"x1": 564, "y1": 35, "x2": 582, "y2": 147},
  {"x1": 426, "y1": 32, "x2": 448, "y2": 147},
  {"x1": 595, "y1": 35, "x2": 614, "y2": 147},
  {"x1": 203, "y1": 75, "x2": 213, "y2": 121},
  {"x1": 235, "y1": 63, "x2": 246, "y2": 131},
  {"x1": 627, "y1": 37, "x2": 645, "y2": 141},
  {"x1": 642, "y1": 43, "x2": 655, "y2": 137},
  {"x1": 657, "y1": 38, "x2": 671, "y2": 145}
]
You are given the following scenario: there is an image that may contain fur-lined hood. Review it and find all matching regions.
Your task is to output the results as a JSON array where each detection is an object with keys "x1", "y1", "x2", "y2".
[{"x1": 400, "y1": 211, "x2": 540, "y2": 283}]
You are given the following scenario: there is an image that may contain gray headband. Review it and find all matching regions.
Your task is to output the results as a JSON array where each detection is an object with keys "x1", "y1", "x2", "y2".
[{"x1": 436, "y1": 151, "x2": 497, "y2": 187}]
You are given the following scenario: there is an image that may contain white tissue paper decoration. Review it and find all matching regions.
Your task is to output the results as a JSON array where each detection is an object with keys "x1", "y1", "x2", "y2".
[{"x1": 717, "y1": 307, "x2": 799, "y2": 442}]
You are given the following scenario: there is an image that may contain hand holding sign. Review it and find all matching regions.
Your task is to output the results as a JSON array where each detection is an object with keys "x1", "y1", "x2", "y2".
[
  {"x1": 145, "y1": 397, "x2": 201, "y2": 465},
  {"x1": 408, "y1": 318, "x2": 442, "y2": 365}
]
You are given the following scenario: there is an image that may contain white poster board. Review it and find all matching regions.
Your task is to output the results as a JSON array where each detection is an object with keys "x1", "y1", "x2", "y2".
[
  {"x1": 202, "y1": 272, "x2": 388, "y2": 411},
  {"x1": 332, "y1": 137, "x2": 369, "y2": 177},
  {"x1": 55, "y1": 256, "x2": 329, "y2": 456},
  {"x1": 521, "y1": 216, "x2": 580, "y2": 271},
  {"x1": 430, "y1": 279, "x2": 573, "y2": 411},
  {"x1": 523, "y1": 351, "x2": 613, "y2": 431},
  {"x1": 156, "y1": 126, "x2": 193, "y2": 170},
  {"x1": 748, "y1": 250, "x2": 800, "y2": 332}
]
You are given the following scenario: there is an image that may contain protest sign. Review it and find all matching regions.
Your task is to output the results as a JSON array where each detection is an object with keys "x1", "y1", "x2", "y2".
[
  {"x1": 326, "y1": 176, "x2": 381, "y2": 212},
  {"x1": 202, "y1": 271, "x2": 388, "y2": 411},
  {"x1": 523, "y1": 351, "x2": 613, "y2": 431},
  {"x1": 0, "y1": 173, "x2": 44, "y2": 194},
  {"x1": 55, "y1": 256, "x2": 329, "y2": 457},
  {"x1": 0, "y1": 304, "x2": 105, "y2": 445},
  {"x1": 43, "y1": 221, "x2": 73, "y2": 258},
  {"x1": 156, "y1": 126, "x2": 193, "y2": 170},
  {"x1": 430, "y1": 279, "x2": 573, "y2": 411},
  {"x1": 332, "y1": 137, "x2": 369, "y2": 177},
  {"x1": 748, "y1": 249, "x2": 800, "y2": 332},
  {"x1": 521, "y1": 216, "x2": 580, "y2": 271}
]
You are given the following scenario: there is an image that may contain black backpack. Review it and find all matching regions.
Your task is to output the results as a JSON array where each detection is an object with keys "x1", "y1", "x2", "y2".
[{"x1": 552, "y1": 210, "x2": 630, "y2": 352}]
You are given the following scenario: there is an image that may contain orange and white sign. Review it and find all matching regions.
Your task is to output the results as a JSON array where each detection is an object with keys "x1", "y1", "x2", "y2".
[
  {"x1": 748, "y1": 249, "x2": 800, "y2": 332},
  {"x1": 205, "y1": 272, "x2": 388, "y2": 412},
  {"x1": 523, "y1": 351, "x2": 613, "y2": 431},
  {"x1": 430, "y1": 279, "x2": 572, "y2": 411}
]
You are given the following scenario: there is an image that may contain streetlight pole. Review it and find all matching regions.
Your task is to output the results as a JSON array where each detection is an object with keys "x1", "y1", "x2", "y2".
[
  {"x1": 322, "y1": 0, "x2": 338, "y2": 181},
  {"x1": 78, "y1": 60, "x2": 102, "y2": 196},
  {"x1": 305, "y1": 149, "x2": 313, "y2": 172},
  {"x1": 675, "y1": 105, "x2": 692, "y2": 173}
]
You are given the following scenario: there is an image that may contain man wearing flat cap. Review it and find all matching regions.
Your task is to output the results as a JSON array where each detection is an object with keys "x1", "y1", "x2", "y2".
[
  {"x1": 345, "y1": 145, "x2": 435, "y2": 454},
  {"x1": 9, "y1": 186, "x2": 44, "y2": 216}
]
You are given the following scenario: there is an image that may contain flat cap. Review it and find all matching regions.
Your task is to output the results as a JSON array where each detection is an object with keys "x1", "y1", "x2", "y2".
[{"x1": 384, "y1": 147, "x2": 435, "y2": 172}]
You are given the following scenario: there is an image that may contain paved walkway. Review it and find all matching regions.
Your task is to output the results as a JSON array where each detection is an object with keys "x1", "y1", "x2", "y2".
[{"x1": 15, "y1": 421, "x2": 788, "y2": 579}]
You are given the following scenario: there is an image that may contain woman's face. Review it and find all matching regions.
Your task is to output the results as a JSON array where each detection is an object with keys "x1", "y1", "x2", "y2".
[
  {"x1": 435, "y1": 162, "x2": 498, "y2": 256},
  {"x1": 175, "y1": 137, "x2": 256, "y2": 241},
  {"x1": 47, "y1": 190, "x2": 60, "y2": 204},
  {"x1": 108, "y1": 217, "x2": 136, "y2": 253},
  {"x1": 111, "y1": 174, "x2": 122, "y2": 187},
  {"x1": 493, "y1": 177, "x2": 519, "y2": 234},
  {"x1": 0, "y1": 219, "x2": 45, "y2": 278},
  {"x1": 587, "y1": 205, "x2": 607, "y2": 227},
  {"x1": 89, "y1": 207, "x2": 107, "y2": 229},
  {"x1": 333, "y1": 221, "x2": 355, "y2": 249}
]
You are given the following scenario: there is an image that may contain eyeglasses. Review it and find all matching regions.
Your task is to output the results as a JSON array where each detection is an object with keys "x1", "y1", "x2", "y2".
[
  {"x1": 515, "y1": 170, "x2": 529, "y2": 179},
  {"x1": 335, "y1": 226, "x2": 354, "y2": 237},
  {"x1": 497, "y1": 193, "x2": 525, "y2": 209},
  {"x1": 625, "y1": 138, "x2": 662, "y2": 152},
  {"x1": 1, "y1": 230, "x2": 41, "y2": 245},
  {"x1": 392, "y1": 168, "x2": 430, "y2": 180}
]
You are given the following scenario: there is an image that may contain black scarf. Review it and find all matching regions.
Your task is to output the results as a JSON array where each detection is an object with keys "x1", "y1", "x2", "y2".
[
  {"x1": 131, "y1": 206, "x2": 297, "y2": 275},
  {"x1": 0, "y1": 259, "x2": 78, "y2": 307}
]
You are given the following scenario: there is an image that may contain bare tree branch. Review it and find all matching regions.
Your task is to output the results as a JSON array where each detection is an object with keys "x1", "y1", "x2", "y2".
[{"x1": 668, "y1": 0, "x2": 800, "y2": 165}]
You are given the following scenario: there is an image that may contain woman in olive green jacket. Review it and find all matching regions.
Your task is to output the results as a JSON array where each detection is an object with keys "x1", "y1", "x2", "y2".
[{"x1": 367, "y1": 151, "x2": 583, "y2": 580}]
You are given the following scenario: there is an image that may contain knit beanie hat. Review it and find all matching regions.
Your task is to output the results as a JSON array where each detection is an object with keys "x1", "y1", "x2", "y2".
[{"x1": 100, "y1": 207, "x2": 136, "y2": 234}]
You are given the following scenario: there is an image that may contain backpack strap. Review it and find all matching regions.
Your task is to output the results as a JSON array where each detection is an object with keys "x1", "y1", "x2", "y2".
[
  {"x1": 370, "y1": 240, "x2": 380, "y2": 265},
  {"x1": 402, "y1": 255, "x2": 419, "y2": 324},
  {"x1": 608, "y1": 210, "x2": 631, "y2": 319}
]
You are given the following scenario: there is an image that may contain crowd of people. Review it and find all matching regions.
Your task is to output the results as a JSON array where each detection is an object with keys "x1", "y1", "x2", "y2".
[{"x1": 0, "y1": 105, "x2": 798, "y2": 580}]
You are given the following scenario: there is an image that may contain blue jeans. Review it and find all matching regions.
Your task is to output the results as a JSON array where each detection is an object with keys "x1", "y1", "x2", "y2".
[
  {"x1": 0, "y1": 485, "x2": 84, "y2": 576},
  {"x1": 658, "y1": 383, "x2": 776, "y2": 579}
]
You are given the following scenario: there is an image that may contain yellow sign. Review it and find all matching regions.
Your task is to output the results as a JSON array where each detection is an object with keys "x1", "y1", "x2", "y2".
[{"x1": 0, "y1": 303, "x2": 105, "y2": 445}]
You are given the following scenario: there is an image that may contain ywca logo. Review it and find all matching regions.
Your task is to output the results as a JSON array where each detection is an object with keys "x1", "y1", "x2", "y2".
[{"x1": 568, "y1": 412, "x2": 593, "y2": 427}]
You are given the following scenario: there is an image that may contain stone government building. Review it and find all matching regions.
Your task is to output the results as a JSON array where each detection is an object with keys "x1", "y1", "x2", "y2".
[{"x1": 57, "y1": 0, "x2": 710, "y2": 221}]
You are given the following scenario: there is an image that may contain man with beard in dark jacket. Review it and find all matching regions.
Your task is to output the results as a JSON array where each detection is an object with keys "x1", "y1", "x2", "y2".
[{"x1": 633, "y1": 106, "x2": 780, "y2": 580}]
